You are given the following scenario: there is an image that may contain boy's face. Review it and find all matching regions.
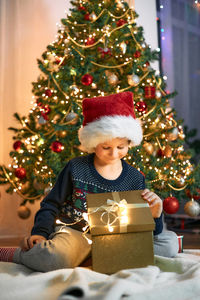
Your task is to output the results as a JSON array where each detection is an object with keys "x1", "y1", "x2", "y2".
[{"x1": 94, "y1": 138, "x2": 129, "y2": 165}]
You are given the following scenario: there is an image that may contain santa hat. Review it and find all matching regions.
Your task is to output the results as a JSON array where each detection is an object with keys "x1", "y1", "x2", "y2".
[{"x1": 78, "y1": 91, "x2": 143, "y2": 153}]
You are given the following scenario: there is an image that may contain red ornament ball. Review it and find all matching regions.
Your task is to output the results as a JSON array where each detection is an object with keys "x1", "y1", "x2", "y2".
[
  {"x1": 13, "y1": 141, "x2": 22, "y2": 151},
  {"x1": 41, "y1": 104, "x2": 51, "y2": 114},
  {"x1": 45, "y1": 89, "x2": 52, "y2": 97},
  {"x1": 136, "y1": 101, "x2": 147, "y2": 113},
  {"x1": 78, "y1": 5, "x2": 86, "y2": 11},
  {"x1": 51, "y1": 141, "x2": 63, "y2": 153},
  {"x1": 81, "y1": 74, "x2": 93, "y2": 86},
  {"x1": 116, "y1": 19, "x2": 127, "y2": 27},
  {"x1": 84, "y1": 13, "x2": 90, "y2": 20},
  {"x1": 157, "y1": 149, "x2": 164, "y2": 157},
  {"x1": 85, "y1": 37, "x2": 95, "y2": 46},
  {"x1": 185, "y1": 189, "x2": 200, "y2": 201},
  {"x1": 55, "y1": 57, "x2": 61, "y2": 64},
  {"x1": 36, "y1": 99, "x2": 42, "y2": 107},
  {"x1": 15, "y1": 167, "x2": 26, "y2": 179},
  {"x1": 134, "y1": 51, "x2": 142, "y2": 58},
  {"x1": 163, "y1": 196, "x2": 180, "y2": 214}
]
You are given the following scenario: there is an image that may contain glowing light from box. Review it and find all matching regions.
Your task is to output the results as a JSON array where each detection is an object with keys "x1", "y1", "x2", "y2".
[{"x1": 83, "y1": 212, "x2": 89, "y2": 222}]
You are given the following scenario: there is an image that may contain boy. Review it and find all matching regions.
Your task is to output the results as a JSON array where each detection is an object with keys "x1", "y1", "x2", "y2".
[{"x1": 0, "y1": 92, "x2": 179, "y2": 271}]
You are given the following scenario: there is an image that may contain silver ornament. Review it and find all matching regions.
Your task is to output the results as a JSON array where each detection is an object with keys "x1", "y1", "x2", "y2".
[
  {"x1": 89, "y1": 12, "x2": 97, "y2": 21},
  {"x1": 184, "y1": 199, "x2": 200, "y2": 217},
  {"x1": 38, "y1": 116, "x2": 47, "y2": 124},
  {"x1": 127, "y1": 74, "x2": 140, "y2": 86},
  {"x1": 65, "y1": 112, "x2": 78, "y2": 124}
]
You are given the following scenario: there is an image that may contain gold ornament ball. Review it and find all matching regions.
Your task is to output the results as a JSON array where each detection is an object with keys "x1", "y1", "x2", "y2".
[
  {"x1": 184, "y1": 200, "x2": 200, "y2": 217},
  {"x1": 116, "y1": 0, "x2": 125, "y2": 9},
  {"x1": 168, "y1": 128, "x2": 179, "y2": 141},
  {"x1": 33, "y1": 178, "x2": 45, "y2": 190},
  {"x1": 52, "y1": 114, "x2": 61, "y2": 124},
  {"x1": 108, "y1": 73, "x2": 118, "y2": 86},
  {"x1": 57, "y1": 130, "x2": 68, "y2": 138},
  {"x1": 104, "y1": 0, "x2": 111, "y2": 6},
  {"x1": 127, "y1": 74, "x2": 140, "y2": 86},
  {"x1": 17, "y1": 205, "x2": 31, "y2": 219},
  {"x1": 163, "y1": 145, "x2": 172, "y2": 158},
  {"x1": 89, "y1": 12, "x2": 97, "y2": 21},
  {"x1": 143, "y1": 142, "x2": 154, "y2": 154}
]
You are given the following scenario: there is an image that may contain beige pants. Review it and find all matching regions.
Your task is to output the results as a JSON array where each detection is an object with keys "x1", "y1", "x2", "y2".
[{"x1": 13, "y1": 226, "x2": 179, "y2": 272}]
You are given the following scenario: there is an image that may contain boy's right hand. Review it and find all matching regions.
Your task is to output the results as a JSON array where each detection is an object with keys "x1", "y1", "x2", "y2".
[{"x1": 20, "y1": 235, "x2": 47, "y2": 251}]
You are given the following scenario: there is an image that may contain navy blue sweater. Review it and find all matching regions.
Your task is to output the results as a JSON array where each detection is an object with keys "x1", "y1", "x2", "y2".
[{"x1": 31, "y1": 154, "x2": 163, "y2": 238}]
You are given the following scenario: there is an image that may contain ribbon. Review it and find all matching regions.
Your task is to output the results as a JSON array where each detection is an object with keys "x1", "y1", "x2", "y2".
[
  {"x1": 88, "y1": 192, "x2": 149, "y2": 233},
  {"x1": 99, "y1": 197, "x2": 128, "y2": 232}
]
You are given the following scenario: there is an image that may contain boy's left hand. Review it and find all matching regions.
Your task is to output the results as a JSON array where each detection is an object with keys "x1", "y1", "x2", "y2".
[{"x1": 141, "y1": 189, "x2": 163, "y2": 218}]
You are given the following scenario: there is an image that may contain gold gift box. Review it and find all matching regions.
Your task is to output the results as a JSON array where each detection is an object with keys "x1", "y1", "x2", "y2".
[{"x1": 87, "y1": 190, "x2": 155, "y2": 274}]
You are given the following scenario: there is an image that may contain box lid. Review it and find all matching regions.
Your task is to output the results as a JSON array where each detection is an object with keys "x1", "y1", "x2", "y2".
[{"x1": 87, "y1": 190, "x2": 155, "y2": 236}]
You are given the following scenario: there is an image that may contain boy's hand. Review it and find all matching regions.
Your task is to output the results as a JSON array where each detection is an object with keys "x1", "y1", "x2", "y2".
[
  {"x1": 20, "y1": 235, "x2": 47, "y2": 251},
  {"x1": 141, "y1": 189, "x2": 163, "y2": 218}
]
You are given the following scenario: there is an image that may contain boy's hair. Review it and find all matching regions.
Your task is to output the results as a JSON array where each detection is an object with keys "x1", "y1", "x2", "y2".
[{"x1": 79, "y1": 92, "x2": 143, "y2": 153}]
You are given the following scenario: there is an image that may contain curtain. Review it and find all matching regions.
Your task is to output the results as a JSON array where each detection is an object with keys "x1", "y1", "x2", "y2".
[
  {"x1": 0, "y1": 0, "x2": 68, "y2": 239},
  {"x1": 161, "y1": 0, "x2": 200, "y2": 138}
]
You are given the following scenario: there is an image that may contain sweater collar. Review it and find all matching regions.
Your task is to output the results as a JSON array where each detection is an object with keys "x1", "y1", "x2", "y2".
[{"x1": 88, "y1": 153, "x2": 128, "y2": 186}]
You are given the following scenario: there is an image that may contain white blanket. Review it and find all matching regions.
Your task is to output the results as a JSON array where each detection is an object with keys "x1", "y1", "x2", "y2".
[{"x1": 0, "y1": 250, "x2": 200, "y2": 300}]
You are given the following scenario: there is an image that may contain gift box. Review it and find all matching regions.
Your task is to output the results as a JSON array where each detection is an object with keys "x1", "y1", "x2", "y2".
[
  {"x1": 144, "y1": 86, "x2": 156, "y2": 99},
  {"x1": 86, "y1": 190, "x2": 155, "y2": 274}
]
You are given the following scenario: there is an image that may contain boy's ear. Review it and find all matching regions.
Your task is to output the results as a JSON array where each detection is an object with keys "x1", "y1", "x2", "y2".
[{"x1": 128, "y1": 140, "x2": 133, "y2": 148}]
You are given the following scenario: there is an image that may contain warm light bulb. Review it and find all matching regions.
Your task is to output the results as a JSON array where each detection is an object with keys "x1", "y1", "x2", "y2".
[{"x1": 108, "y1": 225, "x2": 114, "y2": 232}]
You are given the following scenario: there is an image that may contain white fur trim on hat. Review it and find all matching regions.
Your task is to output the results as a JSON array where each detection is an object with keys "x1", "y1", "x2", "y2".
[{"x1": 78, "y1": 115, "x2": 143, "y2": 153}]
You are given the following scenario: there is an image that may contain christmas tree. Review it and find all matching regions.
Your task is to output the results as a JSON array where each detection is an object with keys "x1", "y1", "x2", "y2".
[{"x1": 0, "y1": 0, "x2": 200, "y2": 219}]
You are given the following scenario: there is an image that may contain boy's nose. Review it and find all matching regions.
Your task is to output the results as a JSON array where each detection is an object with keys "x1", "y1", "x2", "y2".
[{"x1": 109, "y1": 149, "x2": 118, "y2": 158}]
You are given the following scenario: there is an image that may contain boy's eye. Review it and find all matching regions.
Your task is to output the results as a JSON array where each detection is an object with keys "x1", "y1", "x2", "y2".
[
  {"x1": 102, "y1": 147, "x2": 110, "y2": 150},
  {"x1": 117, "y1": 146, "x2": 124, "y2": 149}
]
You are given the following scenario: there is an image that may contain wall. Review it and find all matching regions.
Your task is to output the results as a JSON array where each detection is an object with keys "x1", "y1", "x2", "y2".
[{"x1": 0, "y1": 0, "x2": 158, "y2": 239}]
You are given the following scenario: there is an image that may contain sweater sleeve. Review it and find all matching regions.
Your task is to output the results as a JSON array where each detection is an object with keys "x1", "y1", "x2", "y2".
[
  {"x1": 153, "y1": 214, "x2": 163, "y2": 235},
  {"x1": 31, "y1": 161, "x2": 73, "y2": 238},
  {"x1": 141, "y1": 175, "x2": 163, "y2": 235}
]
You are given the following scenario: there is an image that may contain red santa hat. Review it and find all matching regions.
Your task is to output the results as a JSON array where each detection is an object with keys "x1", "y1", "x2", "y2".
[{"x1": 78, "y1": 91, "x2": 143, "y2": 152}]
